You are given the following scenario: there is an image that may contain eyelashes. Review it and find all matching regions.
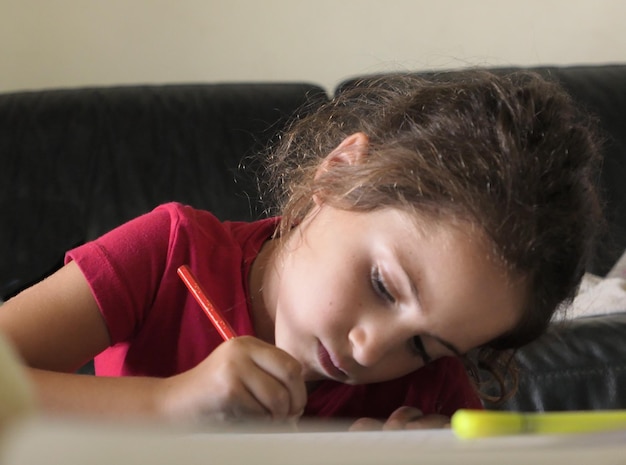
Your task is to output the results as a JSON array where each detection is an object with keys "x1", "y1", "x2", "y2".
[
  {"x1": 411, "y1": 336, "x2": 432, "y2": 364},
  {"x1": 371, "y1": 266, "x2": 396, "y2": 303},
  {"x1": 371, "y1": 265, "x2": 431, "y2": 364}
]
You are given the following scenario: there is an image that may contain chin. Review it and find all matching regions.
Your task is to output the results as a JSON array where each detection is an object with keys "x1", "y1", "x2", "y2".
[{"x1": 301, "y1": 368, "x2": 325, "y2": 383}]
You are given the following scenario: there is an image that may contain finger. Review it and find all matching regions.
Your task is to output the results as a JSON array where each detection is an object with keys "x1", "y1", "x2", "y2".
[
  {"x1": 218, "y1": 390, "x2": 271, "y2": 420},
  {"x1": 241, "y1": 368, "x2": 299, "y2": 419},
  {"x1": 382, "y1": 406, "x2": 424, "y2": 430},
  {"x1": 196, "y1": 376, "x2": 273, "y2": 422},
  {"x1": 198, "y1": 339, "x2": 291, "y2": 420},
  {"x1": 349, "y1": 417, "x2": 384, "y2": 431},
  {"x1": 404, "y1": 414, "x2": 451, "y2": 430},
  {"x1": 247, "y1": 341, "x2": 307, "y2": 417}
]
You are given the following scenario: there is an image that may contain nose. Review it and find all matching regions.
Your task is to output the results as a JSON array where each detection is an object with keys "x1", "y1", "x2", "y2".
[{"x1": 348, "y1": 318, "x2": 399, "y2": 367}]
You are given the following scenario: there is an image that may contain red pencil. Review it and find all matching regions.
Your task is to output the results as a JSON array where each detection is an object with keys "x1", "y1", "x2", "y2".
[{"x1": 177, "y1": 264, "x2": 237, "y2": 340}]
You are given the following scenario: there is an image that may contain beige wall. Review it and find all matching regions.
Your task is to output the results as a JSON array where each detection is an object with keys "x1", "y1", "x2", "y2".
[{"x1": 2, "y1": 0, "x2": 625, "y2": 94}]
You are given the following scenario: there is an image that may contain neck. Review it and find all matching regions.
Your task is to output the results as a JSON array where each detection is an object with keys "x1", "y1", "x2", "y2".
[{"x1": 248, "y1": 237, "x2": 279, "y2": 344}]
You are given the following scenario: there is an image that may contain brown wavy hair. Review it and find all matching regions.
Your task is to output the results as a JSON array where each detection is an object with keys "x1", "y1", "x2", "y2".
[{"x1": 262, "y1": 70, "x2": 603, "y2": 402}]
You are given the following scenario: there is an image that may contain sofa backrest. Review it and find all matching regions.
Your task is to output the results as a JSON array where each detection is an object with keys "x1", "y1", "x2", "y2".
[
  {"x1": 0, "y1": 83, "x2": 328, "y2": 300},
  {"x1": 544, "y1": 65, "x2": 626, "y2": 276},
  {"x1": 3, "y1": 65, "x2": 625, "y2": 301}
]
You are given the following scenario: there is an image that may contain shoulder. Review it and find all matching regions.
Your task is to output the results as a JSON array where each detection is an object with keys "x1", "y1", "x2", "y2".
[
  {"x1": 153, "y1": 201, "x2": 221, "y2": 233},
  {"x1": 403, "y1": 357, "x2": 482, "y2": 414},
  {"x1": 155, "y1": 202, "x2": 278, "y2": 247},
  {"x1": 223, "y1": 216, "x2": 280, "y2": 249}
]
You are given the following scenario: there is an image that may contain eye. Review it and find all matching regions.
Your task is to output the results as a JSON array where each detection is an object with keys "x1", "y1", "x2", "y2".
[
  {"x1": 371, "y1": 266, "x2": 396, "y2": 303},
  {"x1": 411, "y1": 336, "x2": 432, "y2": 364}
]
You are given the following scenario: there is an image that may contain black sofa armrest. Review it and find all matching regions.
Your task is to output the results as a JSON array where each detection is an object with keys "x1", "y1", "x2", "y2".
[{"x1": 484, "y1": 312, "x2": 626, "y2": 411}]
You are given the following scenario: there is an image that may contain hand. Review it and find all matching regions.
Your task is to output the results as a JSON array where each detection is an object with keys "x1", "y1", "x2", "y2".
[
  {"x1": 158, "y1": 336, "x2": 307, "y2": 424},
  {"x1": 349, "y1": 406, "x2": 450, "y2": 431}
]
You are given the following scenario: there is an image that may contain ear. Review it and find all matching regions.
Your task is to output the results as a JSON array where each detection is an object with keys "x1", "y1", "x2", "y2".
[
  {"x1": 313, "y1": 132, "x2": 369, "y2": 205},
  {"x1": 315, "y1": 132, "x2": 369, "y2": 179}
]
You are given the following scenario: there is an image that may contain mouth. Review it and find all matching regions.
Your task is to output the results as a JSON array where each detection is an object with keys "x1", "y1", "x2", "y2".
[{"x1": 317, "y1": 341, "x2": 348, "y2": 381}]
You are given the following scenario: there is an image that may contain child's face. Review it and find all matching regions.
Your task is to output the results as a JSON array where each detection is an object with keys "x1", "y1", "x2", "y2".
[{"x1": 259, "y1": 204, "x2": 526, "y2": 385}]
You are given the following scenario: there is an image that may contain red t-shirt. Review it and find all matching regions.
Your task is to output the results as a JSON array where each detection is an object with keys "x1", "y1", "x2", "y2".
[{"x1": 66, "y1": 202, "x2": 482, "y2": 419}]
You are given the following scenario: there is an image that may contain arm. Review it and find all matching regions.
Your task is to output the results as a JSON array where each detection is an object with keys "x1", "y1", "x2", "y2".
[
  {"x1": 0, "y1": 261, "x2": 306, "y2": 423},
  {"x1": 1, "y1": 261, "x2": 165, "y2": 418}
]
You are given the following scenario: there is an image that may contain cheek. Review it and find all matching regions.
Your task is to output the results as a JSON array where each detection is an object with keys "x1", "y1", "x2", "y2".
[
  {"x1": 283, "y1": 249, "x2": 346, "y2": 305},
  {"x1": 279, "y1": 280, "x2": 340, "y2": 326},
  {"x1": 277, "y1": 268, "x2": 355, "y2": 334},
  {"x1": 276, "y1": 242, "x2": 367, "y2": 333}
]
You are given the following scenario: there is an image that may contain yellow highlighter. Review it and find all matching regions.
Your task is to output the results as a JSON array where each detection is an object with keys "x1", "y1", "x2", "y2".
[{"x1": 451, "y1": 409, "x2": 626, "y2": 439}]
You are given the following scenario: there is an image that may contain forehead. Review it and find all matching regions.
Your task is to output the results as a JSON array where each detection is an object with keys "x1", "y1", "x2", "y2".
[{"x1": 393, "y1": 210, "x2": 527, "y2": 350}]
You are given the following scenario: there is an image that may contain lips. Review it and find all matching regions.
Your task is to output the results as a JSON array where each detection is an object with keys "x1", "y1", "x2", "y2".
[{"x1": 317, "y1": 341, "x2": 348, "y2": 381}]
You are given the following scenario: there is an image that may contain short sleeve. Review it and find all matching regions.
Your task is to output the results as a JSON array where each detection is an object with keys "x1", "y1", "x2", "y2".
[{"x1": 65, "y1": 205, "x2": 173, "y2": 343}]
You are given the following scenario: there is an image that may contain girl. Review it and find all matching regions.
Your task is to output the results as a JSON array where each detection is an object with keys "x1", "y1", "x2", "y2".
[{"x1": 0, "y1": 70, "x2": 602, "y2": 430}]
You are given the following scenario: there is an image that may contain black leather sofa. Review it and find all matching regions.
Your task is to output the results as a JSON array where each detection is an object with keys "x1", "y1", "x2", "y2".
[{"x1": 1, "y1": 65, "x2": 625, "y2": 412}]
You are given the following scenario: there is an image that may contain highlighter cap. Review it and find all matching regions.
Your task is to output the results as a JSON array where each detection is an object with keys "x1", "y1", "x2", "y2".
[{"x1": 452, "y1": 409, "x2": 525, "y2": 439}]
